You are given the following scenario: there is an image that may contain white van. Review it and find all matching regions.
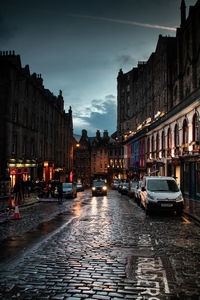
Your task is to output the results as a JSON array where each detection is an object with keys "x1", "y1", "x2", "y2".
[{"x1": 140, "y1": 176, "x2": 184, "y2": 215}]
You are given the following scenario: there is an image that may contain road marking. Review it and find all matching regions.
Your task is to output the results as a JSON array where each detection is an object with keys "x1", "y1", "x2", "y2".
[
  {"x1": 182, "y1": 216, "x2": 191, "y2": 224},
  {"x1": 135, "y1": 234, "x2": 170, "y2": 298}
]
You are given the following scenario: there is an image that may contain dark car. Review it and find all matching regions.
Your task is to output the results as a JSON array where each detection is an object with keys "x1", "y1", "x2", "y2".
[
  {"x1": 92, "y1": 180, "x2": 107, "y2": 196},
  {"x1": 76, "y1": 182, "x2": 84, "y2": 192},
  {"x1": 55, "y1": 182, "x2": 77, "y2": 199},
  {"x1": 120, "y1": 182, "x2": 129, "y2": 195}
]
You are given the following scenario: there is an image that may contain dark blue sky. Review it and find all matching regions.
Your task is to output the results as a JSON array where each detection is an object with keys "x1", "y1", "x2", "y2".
[{"x1": 1, "y1": 0, "x2": 197, "y2": 136}]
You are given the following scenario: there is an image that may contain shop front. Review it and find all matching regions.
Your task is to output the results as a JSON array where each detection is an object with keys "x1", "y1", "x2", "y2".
[
  {"x1": 43, "y1": 161, "x2": 54, "y2": 183},
  {"x1": 8, "y1": 159, "x2": 37, "y2": 189},
  {"x1": 180, "y1": 155, "x2": 200, "y2": 200}
]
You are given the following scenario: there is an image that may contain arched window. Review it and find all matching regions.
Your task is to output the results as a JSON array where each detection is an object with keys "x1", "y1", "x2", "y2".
[
  {"x1": 147, "y1": 138, "x2": 150, "y2": 159},
  {"x1": 193, "y1": 113, "x2": 199, "y2": 142},
  {"x1": 162, "y1": 131, "x2": 165, "y2": 157},
  {"x1": 174, "y1": 124, "x2": 179, "y2": 147},
  {"x1": 151, "y1": 135, "x2": 154, "y2": 158},
  {"x1": 183, "y1": 119, "x2": 188, "y2": 146},
  {"x1": 167, "y1": 128, "x2": 172, "y2": 156},
  {"x1": 156, "y1": 134, "x2": 159, "y2": 158}
]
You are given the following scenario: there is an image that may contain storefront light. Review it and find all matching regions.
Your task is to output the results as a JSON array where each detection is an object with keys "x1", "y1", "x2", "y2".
[
  {"x1": 9, "y1": 163, "x2": 16, "y2": 167},
  {"x1": 16, "y1": 163, "x2": 24, "y2": 167}
]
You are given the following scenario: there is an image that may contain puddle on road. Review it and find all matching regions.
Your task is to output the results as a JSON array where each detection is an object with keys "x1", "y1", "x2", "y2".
[{"x1": 0, "y1": 211, "x2": 75, "y2": 264}]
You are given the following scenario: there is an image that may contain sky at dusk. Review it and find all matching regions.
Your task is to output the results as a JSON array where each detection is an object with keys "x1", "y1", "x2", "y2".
[{"x1": 1, "y1": 0, "x2": 197, "y2": 136}]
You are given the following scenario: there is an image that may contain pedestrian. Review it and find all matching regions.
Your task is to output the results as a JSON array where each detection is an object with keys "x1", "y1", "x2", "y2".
[
  {"x1": 19, "y1": 178, "x2": 25, "y2": 204},
  {"x1": 45, "y1": 183, "x2": 50, "y2": 198},
  {"x1": 57, "y1": 183, "x2": 63, "y2": 204},
  {"x1": 13, "y1": 178, "x2": 20, "y2": 204}
]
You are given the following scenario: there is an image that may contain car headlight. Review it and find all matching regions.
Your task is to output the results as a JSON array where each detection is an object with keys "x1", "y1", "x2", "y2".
[
  {"x1": 147, "y1": 193, "x2": 155, "y2": 200},
  {"x1": 176, "y1": 194, "x2": 183, "y2": 202},
  {"x1": 103, "y1": 186, "x2": 107, "y2": 191},
  {"x1": 92, "y1": 187, "x2": 96, "y2": 191}
]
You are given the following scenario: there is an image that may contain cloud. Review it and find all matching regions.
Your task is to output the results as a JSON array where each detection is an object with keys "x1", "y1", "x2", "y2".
[
  {"x1": 73, "y1": 95, "x2": 117, "y2": 136},
  {"x1": 68, "y1": 14, "x2": 176, "y2": 32},
  {"x1": 116, "y1": 54, "x2": 137, "y2": 68}
]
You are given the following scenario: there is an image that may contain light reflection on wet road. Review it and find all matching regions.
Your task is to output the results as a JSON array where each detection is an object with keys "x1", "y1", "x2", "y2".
[{"x1": 0, "y1": 189, "x2": 199, "y2": 299}]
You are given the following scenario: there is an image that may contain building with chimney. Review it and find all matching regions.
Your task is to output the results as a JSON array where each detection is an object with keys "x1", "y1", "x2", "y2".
[
  {"x1": 73, "y1": 130, "x2": 125, "y2": 186},
  {"x1": 117, "y1": 0, "x2": 200, "y2": 200}
]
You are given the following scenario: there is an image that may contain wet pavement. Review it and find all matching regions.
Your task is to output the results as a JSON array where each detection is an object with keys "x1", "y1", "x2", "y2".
[{"x1": 0, "y1": 190, "x2": 200, "y2": 299}]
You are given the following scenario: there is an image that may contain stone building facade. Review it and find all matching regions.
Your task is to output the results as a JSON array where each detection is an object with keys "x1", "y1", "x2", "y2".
[
  {"x1": 0, "y1": 51, "x2": 73, "y2": 194},
  {"x1": 73, "y1": 130, "x2": 125, "y2": 186},
  {"x1": 119, "y1": 0, "x2": 200, "y2": 200}
]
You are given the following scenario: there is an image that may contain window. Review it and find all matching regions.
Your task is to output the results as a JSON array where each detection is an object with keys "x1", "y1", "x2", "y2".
[
  {"x1": 12, "y1": 103, "x2": 18, "y2": 122},
  {"x1": 174, "y1": 124, "x2": 179, "y2": 147},
  {"x1": 151, "y1": 136, "x2": 154, "y2": 158},
  {"x1": 147, "y1": 138, "x2": 150, "y2": 159},
  {"x1": 12, "y1": 135, "x2": 17, "y2": 155},
  {"x1": 162, "y1": 131, "x2": 165, "y2": 157},
  {"x1": 156, "y1": 134, "x2": 159, "y2": 158},
  {"x1": 183, "y1": 119, "x2": 188, "y2": 145},
  {"x1": 24, "y1": 108, "x2": 28, "y2": 127},
  {"x1": 193, "y1": 113, "x2": 199, "y2": 141},
  {"x1": 167, "y1": 128, "x2": 172, "y2": 156},
  {"x1": 22, "y1": 137, "x2": 27, "y2": 155},
  {"x1": 31, "y1": 140, "x2": 35, "y2": 156}
]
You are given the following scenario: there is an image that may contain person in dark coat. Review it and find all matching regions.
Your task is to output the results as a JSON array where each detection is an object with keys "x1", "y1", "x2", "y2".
[{"x1": 13, "y1": 179, "x2": 20, "y2": 204}]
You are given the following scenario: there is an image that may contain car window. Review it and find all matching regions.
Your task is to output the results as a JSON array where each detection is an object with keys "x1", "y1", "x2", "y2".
[
  {"x1": 62, "y1": 183, "x2": 72, "y2": 188},
  {"x1": 93, "y1": 181, "x2": 105, "y2": 187},
  {"x1": 147, "y1": 179, "x2": 179, "y2": 192}
]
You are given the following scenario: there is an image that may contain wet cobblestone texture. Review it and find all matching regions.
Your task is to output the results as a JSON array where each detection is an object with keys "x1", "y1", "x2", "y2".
[{"x1": 0, "y1": 190, "x2": 200, "y2": 299}]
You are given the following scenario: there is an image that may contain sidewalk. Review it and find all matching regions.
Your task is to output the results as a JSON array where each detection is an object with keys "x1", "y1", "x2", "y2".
[
  {"x1": 0, "y1": 194, "x2": 39, "y2": 223},
  {"x1": 183, "y1": 197, "x2": 200, "y2": 223}
]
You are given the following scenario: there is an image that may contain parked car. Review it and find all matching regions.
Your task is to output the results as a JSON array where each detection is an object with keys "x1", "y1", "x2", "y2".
[
  {"x1": 92, "y1": 180, "x2": 107, "y2": 196},
  {"x1": 76, "y1": 182, "x2": 84, "y2": 192},
  {"x1": 128, "y1": 181, "x2": 138, "y2": 198},
  {"x1": 120, "y1": 182, "x2": 129, "y2": 195},
  {"x1": 140, "y1": 176, "x2": 184, "y2": 215},
  {"x1": 55, "y1": 182, "x2": 77, "y2": 199},
  {"x1": 135, "y1": 180, "x2": 142, "y2": 203},
  {"x1": 111, "y1": 180, "x2": 120, "y2": 190}
]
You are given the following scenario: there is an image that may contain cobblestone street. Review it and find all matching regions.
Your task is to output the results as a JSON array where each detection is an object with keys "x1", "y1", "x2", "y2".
[{"x1": 0, "y1": 190, "x2": 200, "y2": 299}]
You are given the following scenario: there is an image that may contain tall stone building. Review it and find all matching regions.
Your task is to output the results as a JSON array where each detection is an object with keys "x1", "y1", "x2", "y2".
[
  {"x1": 117, "y1": 35, "x2": 177, "y2": 136},
  {"x1": 0, "y1": 51, "x2": 73, "y2": 194},
  {"x1": 118, "y1": 0, "x2": 200, "y2": 200},
  {"x1": 117, "y1": 0, "x2": 200, "y2": 139}
]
